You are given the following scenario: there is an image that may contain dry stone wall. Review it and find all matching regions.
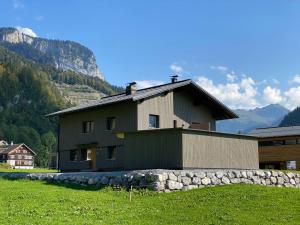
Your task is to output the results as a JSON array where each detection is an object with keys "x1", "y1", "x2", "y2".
[{"x1": 1, "y1": 169, "x2": 300, "y2": 192}]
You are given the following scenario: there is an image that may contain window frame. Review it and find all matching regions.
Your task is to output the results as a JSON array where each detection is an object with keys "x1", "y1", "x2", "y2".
[
  {"x1": 149, "y1": 114, "x2": 159, "y2": 129},
  {"x1": 106, "y1": 146, "x2": 116, "y2": 160},
  {"x1": 70, "y1": 150, "x2": 78, "y2": 162},
  {"x1": 106, "y1": 117, "x2": 116, "y2": 131},
  {"x1": 80, "y1": 148, "x2": 92, "y2": 161},
  {"x1": 82, "y1": 121, "x2": 94, "y2": 134}
]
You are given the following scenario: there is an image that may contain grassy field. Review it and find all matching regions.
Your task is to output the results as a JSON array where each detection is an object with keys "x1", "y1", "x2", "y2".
[
  {"x1": 0, "y1": 168, "x2": 57, "y2": 173},
  {"x1": 0, "y1": 179, "x2": 300, "y2": 225}
]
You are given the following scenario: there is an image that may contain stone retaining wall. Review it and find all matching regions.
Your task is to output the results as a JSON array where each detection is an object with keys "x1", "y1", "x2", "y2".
[{"x1": 1, "y1": 169, "x2": 300, "y2": 192}]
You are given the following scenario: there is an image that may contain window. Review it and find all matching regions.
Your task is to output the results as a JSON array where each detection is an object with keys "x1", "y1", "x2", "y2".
[
  {"x1": 10, "y1": 155, "x2": 15, "y2": 159},
  {"x1": 82, "y1": 121, "x2": 94, "y2": 133},
  {"x1": 285, "y1": 139, "x2": 297, "y2": 145},
  {"x1": 70, "y1": 150, "x2": 78, "y2": 161},
  {"x1": 149, "y1": 114, "x2": 159, "y2": 128},
  {"x1": 106, "y1": 146, "x2": 116, "y2": 160},
  {"x1": 259, "y1": 140, "x2": 285, "y2": 146},
  {"x1": 106, "y1": 117, "x2": 116, "y2": 130},
  {"x1": 287, "y1": 161, "x2": 297, "y2": 170},
  {"x1": 17, "y1": 155, "x2": 22, "y2": 159},
  {"x1": 81, "y1": 149, "x2": 92, "y2": 161}
]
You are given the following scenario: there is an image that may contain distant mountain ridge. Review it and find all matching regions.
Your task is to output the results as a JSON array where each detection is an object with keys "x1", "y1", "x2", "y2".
[
  {"x1": 280, "y1": 107, "x2": 300, "y2": 126},
  {"x1": 0, "y1": 27, "x2": 104, "y2": 79},
  {"x1": 217, "y1": 104, "x2": 290, "y2": 134}
]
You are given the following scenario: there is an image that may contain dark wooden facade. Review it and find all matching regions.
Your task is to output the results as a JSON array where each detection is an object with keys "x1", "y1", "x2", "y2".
[
  {"x1": 50, "y1": 80, "x2": 259, "y2": 172},
  {"x1": 258, "y1": 135, "x2": 300, "y2": 170}
]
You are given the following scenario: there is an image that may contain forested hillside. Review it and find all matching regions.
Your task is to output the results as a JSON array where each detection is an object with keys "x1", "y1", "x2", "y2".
[
  {"x1": 280, "y1": 107, "x2": 300, "y2": 126},
  {"x1": 0, "y1": 47, "x2": 122, "y2": 166}
]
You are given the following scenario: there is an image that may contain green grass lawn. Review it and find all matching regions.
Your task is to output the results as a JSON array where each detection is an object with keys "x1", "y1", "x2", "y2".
[
  {"x1": 0, "y1": 168, "x2": 58, "y2": 173},
  {"x1": 0, "y1": 179, "x2": 300, "y2": 225}
]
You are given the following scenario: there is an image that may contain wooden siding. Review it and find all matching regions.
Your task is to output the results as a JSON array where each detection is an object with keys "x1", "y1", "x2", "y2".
[
  {"x1": 258, "y1": 136, "x2": 300, "y2": 170},
  {"x1": 124, "y1": 128, "x2": 258, "y2": 170},
  {"x1": 137, "y1": 92, "x2": 174, "y2": 130},
  {"x1": 58, "y1": 101, "x2": 137, "y2": 171},
  {"x1": 124, "y1": 129, "x2": 182, "y2": 170},
  {"x1": 59, "y1": 150, "x2": 91, "y2": 171},
  {"x1": 259, "y1": 145, "x2": 300, "y2": 170},
  {"x1": 137, "y1": 90, "x2": 217, "y2": 131},
  {"x1": 182, "y1": 130, "x2": 258, "y2": 169},
  {"x1": 173, "y1": 91, "x2": 216, "y2": 131}
]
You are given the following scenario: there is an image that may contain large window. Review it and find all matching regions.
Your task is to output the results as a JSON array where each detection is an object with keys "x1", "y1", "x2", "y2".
[
  {"x1": 259, "y1": 139, "x2": 299, "y2": 147},
  {"x1": 106, "y1": 146, "x2": 116, "y2": 160},
  {"x1": 285, "y1": 139, "x2": 297, "y2": 145},
  {"x1": 81, "y1": 149, "x2": 92, "y2": 161},
  {"x1": 82, "y1": 121, "x2": 94, "y2": 133},
  {"x1": 149, "y1": 114, "x2": 159, "y2": 128},
  {"x1": 70, "y1": 150, "x2": 78, "y2": 161},
  {"x1": 106, "y1": 117, "x2": 116, "y2": 130}
]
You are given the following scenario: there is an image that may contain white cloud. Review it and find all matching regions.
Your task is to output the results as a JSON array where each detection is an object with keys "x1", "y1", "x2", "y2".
[
  {"x1": 135, "y1": 80, "x2": 164, "y2": 89},
  {"x1": 170, "y1": 63, "x2": 183, "y2": 74},
  {"x1": 292, "y1": 75, "x2": 300, "y2": 84},
  {"x1": 210, "y1": 65, "x2": 228, "y2": 72},
  {"x1": 284, "y1": 86, "x2": 300, "y2": 110},
  {"x1": 226, "y1": 71, "x2": 237, "y2": 82},
  {"x1": 16, "y1": 26, "x2": 37, "y2": 37},
  {"x1": 194, "y1": 76, "x2": 259, "y2": 109},
  {"x1": 263, "y1": 86, "x2": 283, "y2": 104},
  {"x1": 13, "y1": 0, "x2": 24, "y2": 9}
]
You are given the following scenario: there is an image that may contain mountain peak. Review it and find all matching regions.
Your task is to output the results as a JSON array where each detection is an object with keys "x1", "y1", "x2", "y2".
[
  {"x1": 217, "y1": 104, "x2": 290, "y2": 134},
  {"x1": 0, "y1": 27, "x2": 104, "y2": 80}
]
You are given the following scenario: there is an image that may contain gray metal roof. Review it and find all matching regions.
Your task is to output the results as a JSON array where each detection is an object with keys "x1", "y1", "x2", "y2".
[
  {"x1": 249, "y1": 126, "x2": 300, "y2": 138},
  {"x1": 48, "y1": 79, "x2": 238, "y2": 119}
]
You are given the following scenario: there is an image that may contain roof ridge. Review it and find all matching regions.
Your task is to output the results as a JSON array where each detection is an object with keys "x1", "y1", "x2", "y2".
[
  {"x1": 255, "y1": 125, "x2": 300, "y2": 130},
  {"x1": 101, "y1": 79, "x2": 192, "y2": 99}
]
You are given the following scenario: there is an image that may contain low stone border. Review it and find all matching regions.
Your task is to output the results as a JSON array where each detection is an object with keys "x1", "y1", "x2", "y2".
[{"x1": 1, "y1": 169, "x2": 300, "y2": 192}]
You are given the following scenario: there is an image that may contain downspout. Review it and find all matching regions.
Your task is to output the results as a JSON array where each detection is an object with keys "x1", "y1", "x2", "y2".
[{"x1": 57, "y1": 117, "x2": 60, "y2": 172}]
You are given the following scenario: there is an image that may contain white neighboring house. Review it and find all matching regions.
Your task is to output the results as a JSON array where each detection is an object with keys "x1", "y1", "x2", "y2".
[{"x1": 0, "y1": 141, "x2": 36, "y2": 169}]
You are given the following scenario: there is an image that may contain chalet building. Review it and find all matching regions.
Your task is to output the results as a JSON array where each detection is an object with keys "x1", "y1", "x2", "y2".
[
  {"x1": 0, "y1": 141, "x2": 36, "y2": 169},
  {"x1": 249, "y1": 126, "x2": 300, "y2": 170},
  {"x1": 49, "y1": 78, "x2": 259, "y2": 172}
]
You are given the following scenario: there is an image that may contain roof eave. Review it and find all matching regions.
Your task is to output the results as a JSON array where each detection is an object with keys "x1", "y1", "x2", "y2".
[{"x1": 190, "y1": 81, "x2": 238, "y2": 120}]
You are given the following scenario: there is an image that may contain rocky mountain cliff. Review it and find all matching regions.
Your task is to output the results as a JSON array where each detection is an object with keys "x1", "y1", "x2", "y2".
[
  {"x1": 217, "y1": 104, "x2": 290, "y2": 134},
  {"x1": 0, "y1": 27, "x2": 104, "y2": 79}
]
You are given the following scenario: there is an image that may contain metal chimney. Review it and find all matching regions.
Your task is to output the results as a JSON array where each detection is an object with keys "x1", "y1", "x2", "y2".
[{"x1": 171, "y1": 75, "x2": 179, "y2": 83}]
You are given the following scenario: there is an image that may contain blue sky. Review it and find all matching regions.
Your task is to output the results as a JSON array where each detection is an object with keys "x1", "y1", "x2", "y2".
[{"x1": 2, "y1": 0, "x2": 300, "y2": 110}]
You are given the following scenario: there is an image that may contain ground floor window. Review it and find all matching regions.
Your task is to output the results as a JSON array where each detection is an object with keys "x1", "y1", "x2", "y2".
[
  {"x1": 81, "y1": 148, "x2": 92, "y2": 161},
  {"x1": 70, "y1": 150, "x2": 78, "y2": 161},
  {"x1": 287, "y1": 161, "x2": 297, "y2": 170},
  {"x1": 106, "y1": 146, "x2": 116, "y2": 160},
  {"x1": 260, "y1": 161, "x2": 297, "y2": 170}
]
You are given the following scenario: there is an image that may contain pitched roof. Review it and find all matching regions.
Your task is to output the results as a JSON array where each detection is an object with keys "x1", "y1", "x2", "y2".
[
  {"x1": 48, "y1": 79, "x2": 238, "y2": 120},
  {"x1": 249, "y1": 126, "x2": 300, "y2": 138},
  {"x1": 0, "y1": 143, "x2": 36, "y2": 155}
]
